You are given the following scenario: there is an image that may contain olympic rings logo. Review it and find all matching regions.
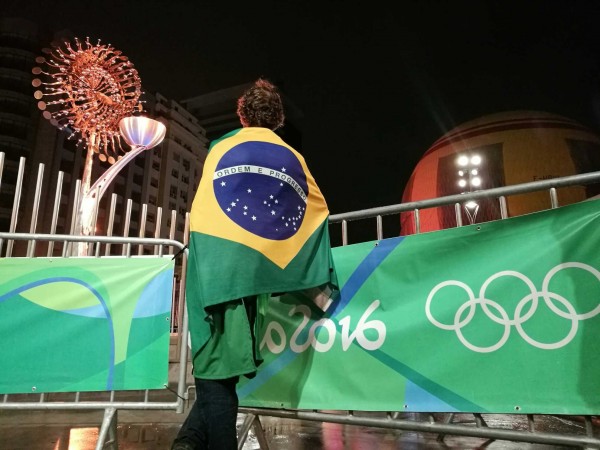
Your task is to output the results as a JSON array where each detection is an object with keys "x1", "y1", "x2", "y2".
[{"x1": 425, "y1": 262, "x2": 600, "y2": 352}]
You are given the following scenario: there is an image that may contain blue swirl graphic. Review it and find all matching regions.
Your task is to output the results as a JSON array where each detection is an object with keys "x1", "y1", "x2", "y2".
[{"x1": 0, "y1": 277, "x2": 116, "y2": 390}]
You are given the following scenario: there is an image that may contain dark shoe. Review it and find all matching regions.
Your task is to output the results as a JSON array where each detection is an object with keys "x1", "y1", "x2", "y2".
[{"x1": 171, "y1": 442, "x2": 195, "y2": 450}]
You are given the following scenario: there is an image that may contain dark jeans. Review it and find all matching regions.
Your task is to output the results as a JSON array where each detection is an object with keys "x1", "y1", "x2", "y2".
[{"x1": 172, "y1": 376, "x2": 239, "y2": 450}]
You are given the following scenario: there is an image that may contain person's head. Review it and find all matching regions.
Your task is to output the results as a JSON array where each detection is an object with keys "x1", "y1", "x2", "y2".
[{"x1": 236, "y1": 78, "x2": 285, "y2": 130}]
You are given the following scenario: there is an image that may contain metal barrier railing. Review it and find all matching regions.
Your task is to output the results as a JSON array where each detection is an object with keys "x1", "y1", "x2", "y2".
[
  {"x1": 237, "y1": 171, "x2": 600, "y2": 449},
  {"x1": 0, "y1": 233, "x2": 191, "y2": 450},
  {"x1": 2, "y1": 150, "x2": 600, "y2": 449},
  {"x1": 329, "y1": 170, "x2": 600, "y2": 244}
]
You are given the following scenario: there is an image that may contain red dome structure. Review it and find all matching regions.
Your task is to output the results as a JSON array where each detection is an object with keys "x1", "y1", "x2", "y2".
[{"x1": 400, "y1": 110, "x2": 600, "y2": 235}]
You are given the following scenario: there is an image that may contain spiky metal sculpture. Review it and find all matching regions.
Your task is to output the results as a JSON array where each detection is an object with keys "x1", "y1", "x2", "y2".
[
  {"x1": 32, "y1": 37, "x2": 149, "y2": 255},
  {"x1": 32, "y1": 36, "x2": 143, "y2": 165}
]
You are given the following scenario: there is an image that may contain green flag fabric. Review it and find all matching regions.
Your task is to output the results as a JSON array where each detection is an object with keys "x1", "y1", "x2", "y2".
[{"x1": 186, "y1": 127, "x2": 338, "y2": 361}]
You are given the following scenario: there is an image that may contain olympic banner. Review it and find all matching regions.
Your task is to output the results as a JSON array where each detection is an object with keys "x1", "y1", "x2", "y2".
[
  {"x1": 238, "y1": 199, "x2": 600, "y2": 414},
  {"x1": 0, "y1": 257, "x2": 174, "y2": 394}
]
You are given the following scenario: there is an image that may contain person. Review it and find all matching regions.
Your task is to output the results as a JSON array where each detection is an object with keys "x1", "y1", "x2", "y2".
[{"x1": 171, "y1": 78, "x2": 338, "y2": 450}]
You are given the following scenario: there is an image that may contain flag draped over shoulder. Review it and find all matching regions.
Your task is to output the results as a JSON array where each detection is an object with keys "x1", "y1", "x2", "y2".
[{"x1": 186, "y1": 127, "x2": 338, "y2": 352}]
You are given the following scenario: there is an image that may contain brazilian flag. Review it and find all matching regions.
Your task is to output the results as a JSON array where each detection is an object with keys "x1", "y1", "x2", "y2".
[{"x1": 186, "y1": 127, "x2": 338, "y2": 351}]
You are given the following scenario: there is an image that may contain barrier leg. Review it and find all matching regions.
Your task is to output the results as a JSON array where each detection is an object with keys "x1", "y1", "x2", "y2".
[
  {"x1": 252, "y1": 415, "x2": 270, "y2": 450},
  {"x1": 237, "y1": 413, "x2": 255, "y2": 450},
  {"x1": 237, "y1": 413, "x2": 270, "y2": 450},
  {"x1": 96, "y1": 407, "x2": 118, "y2": 450}
]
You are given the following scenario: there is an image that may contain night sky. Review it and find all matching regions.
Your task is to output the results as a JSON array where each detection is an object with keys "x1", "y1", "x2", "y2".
[{"x1": 4, "y1": 1, "x2": 600, "y2": 232}]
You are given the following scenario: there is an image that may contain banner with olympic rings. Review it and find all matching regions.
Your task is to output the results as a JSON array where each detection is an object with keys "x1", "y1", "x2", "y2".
[
  {"x1": 0, "y1": 257, "x2": 174, "y2": 394},
  {"x1": 238, "y1": 198, "x2": 600, "y2": 414}
]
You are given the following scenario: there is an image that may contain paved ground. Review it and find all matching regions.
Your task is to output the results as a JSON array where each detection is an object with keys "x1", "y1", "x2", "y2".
[{"x1": 0, "y1": 407, "x2": 588, "y2": 450}]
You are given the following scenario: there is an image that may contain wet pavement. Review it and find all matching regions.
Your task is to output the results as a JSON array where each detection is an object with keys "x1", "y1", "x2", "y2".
[{"x1": 0, "y1": 408, "x2": 588, "y2": 449}]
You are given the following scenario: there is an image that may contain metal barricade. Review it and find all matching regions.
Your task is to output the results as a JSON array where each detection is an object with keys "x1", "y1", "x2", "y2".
[
  {"x1": 2, "y1": 150, "x2": 600, "y2": 449},
  {"x1": 0, "y1": 233, "x2": 191, "y2": 450},
  {"x1": 238, "y1": 170, "x2": 600, "y2": 449}
]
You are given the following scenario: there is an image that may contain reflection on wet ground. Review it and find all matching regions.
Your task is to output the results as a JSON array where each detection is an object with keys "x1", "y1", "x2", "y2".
[{"x1": 0, "y1": 412, "x2": 588, "y2": 449}]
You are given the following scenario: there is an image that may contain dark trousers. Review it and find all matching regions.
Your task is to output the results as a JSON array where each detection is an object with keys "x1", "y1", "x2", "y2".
[{"x1": 172, "y1": 376, "x2": 239, "y2": 450}]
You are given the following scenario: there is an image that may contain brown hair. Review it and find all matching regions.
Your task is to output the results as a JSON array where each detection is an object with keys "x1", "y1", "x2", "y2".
[{"x1": 236, "y1": 78, "x2": 285, "y2": 130}]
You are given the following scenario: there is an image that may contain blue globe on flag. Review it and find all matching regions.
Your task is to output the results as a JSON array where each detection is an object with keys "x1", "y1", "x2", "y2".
[{"x1": 213, "y1": 141, "x2": 309, "y2": 240}]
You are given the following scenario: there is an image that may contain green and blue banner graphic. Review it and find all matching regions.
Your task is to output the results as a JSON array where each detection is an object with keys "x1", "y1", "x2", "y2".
[
  {"x1": 239, "y1": 199, "x2": 600, "y2": 414},
  {"x1": 0, "y1": 257, "x2": 174, "y2": 394}
]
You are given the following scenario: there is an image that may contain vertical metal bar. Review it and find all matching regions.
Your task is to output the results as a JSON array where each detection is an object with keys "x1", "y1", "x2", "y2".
[
  {"x1": 414, "y1": 209, "x2": 421, "y2": 234},
  {"x1": 251, "y1": 415, "x2": 270, "y2": 450},
  {"x1": 341, "y1": 219, "x2": 348, "y2": 246},
  {"x1": 155, "y1": 206, "x2": 163, "y2": 255},
  {"x1": 104, "y1": 193, "x2": 117, "y2": 256},
  {"x1": 170, "y1": 276, "x2": 178, "y2": 334},
  {"x1": 88, "y1": 186, "x2": 101, "y2": 257},
  {"x1": 175, "y1": 212, "x2": 191, "y2": 335},
  {"x1": 549, "y1": 187, "x2": 559, "y2": 208},
  {"x1": 585, "y1": 415, "x2": 594, "y2": 437},
  {"x1": 138, "y1": 203, "x2": 148, "y2": 255},
  {"x1": 169, "y1": 209, "x2": 176, "y2": 254},
  {"x1": 122, "y1": 199, "x2": 132, "y2": 257},
  {"x1": 47, "y1": 171, "x2": 64, "y2": 257},
  {"x1": 91, "y1": 186, "x2": 101, "y2": 236},
  {"x1": 26, "y1": 164, "x2": 45, "y2": 257},
  {"x1": 0, "y1": 152, "x2": 4, "y2": 191},
  {"x1": 499, "y1": 195, "x2": 508, "y2": 219},
  {"x1": 376, "y1": 215, "x2": 383, "y2": 240},
  {"x1": 5, "y1": 157, "x2": 26, "y2": 257},
  {"x1": 527, "y1": 414, "x2": 535, "y2": 432},
  {"x1": 96, "y1": 407, "x2": 117, "y2": 450},
  {"x1": 94, "y1": 238, "x2": 101, "y2": 257},
  {"x1": 454, "y1": 203, "x2": 463, "y2": 227},
  {"x1": 237, "y1": 414, "x2": 256, "y2": 449},
  {"x1": 0, "y1": 153, "x2": 3, "y2": 256},
  {"x1": 65, "y1": 179, "x2": 82, "y2": 257},
  {"x1": 68, "y1": 180, "x2": 79, "y2": 234},
  {"x1": 473, "y1": 413, "x2": 488, "y2": 428}
]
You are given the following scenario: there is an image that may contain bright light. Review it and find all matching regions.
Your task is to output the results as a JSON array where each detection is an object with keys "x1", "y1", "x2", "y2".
[
  {"x1": 471, "y1": 155, "x2": 482, "y2": 165},
  {"x1": 458, "y1": 170, "x2": 464, "y2": 176},
  {"x1": 465, "y1": 201, "x2": 478, "y2": 209},
  {"x1": 458, "y1": 179, "x2": 467, "y2": 188},
  {"x1": 471, "y1": 177, "x2": 481, "y2": 187},
  {"x1": 471, "y1": 169, "x2": 478, "y2": 176},
  {"x1": 457, "y1": 155, "x2": 469, "y2": 166}
]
